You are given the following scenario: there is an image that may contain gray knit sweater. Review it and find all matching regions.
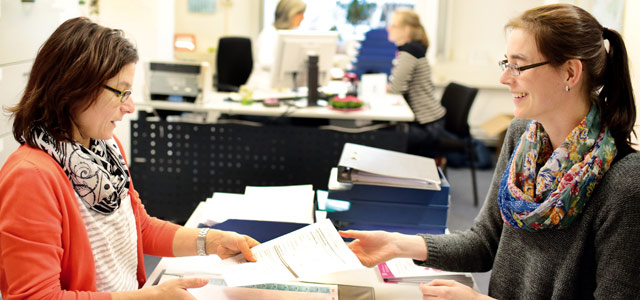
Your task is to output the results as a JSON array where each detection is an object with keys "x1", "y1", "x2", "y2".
[{"x1": 418, "y1": 118, "x2": 640, "y2": 299}]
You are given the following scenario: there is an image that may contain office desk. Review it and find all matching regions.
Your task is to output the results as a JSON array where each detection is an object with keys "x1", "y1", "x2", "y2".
[
  {"x1": 144, "y1": 202, "x2": 424, "y2": 299},
  {"x1": 140, "y1": 91, "x2": 415, "y2": 122}
]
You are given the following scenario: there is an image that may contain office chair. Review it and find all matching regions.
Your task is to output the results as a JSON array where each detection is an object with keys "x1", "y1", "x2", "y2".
[
  {"x1": 215, "y1": 37, "x2": 253, "y2": 92},
  {"x1": 434, "y1": 82, "x2": 479, "y2": 206}
]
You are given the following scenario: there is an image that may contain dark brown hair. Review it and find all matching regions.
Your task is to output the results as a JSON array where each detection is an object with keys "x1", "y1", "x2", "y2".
[
  {"x1": 8, "y1": 17, "x2": 138, "y2": 147},
  {"x1": 506, "y1": 4, "x2": 636, "y2": 153}
]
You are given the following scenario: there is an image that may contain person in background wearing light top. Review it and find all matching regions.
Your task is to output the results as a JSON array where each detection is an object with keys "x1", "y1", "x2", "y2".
[
  {"x1": 386, "y1": 9, "x2": 446, "y2": 159},
  {"x1": 0, "y1": 17, "x2": 259, "y2": 300},
  {"x1": 340, "y1": 4, "x2": 640, "y2": 299},
  {"x1": 245, "y1": 0, "x2": 306, "y2": 90}
]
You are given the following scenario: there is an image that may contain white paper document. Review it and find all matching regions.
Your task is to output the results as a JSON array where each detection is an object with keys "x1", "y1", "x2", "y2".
[
  {"x1": 201, "y1": 185, "x2": 316, "y2": 226},
  {"x1": 218, "y1": 219, "x2": 364, "y2": 287},
  {"x1": 377, "y1": 257, "x2": 474, "y2": 287}
]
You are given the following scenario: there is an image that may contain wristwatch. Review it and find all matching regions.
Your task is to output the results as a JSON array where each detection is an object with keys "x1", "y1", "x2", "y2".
[{"x1": 197, "y1": 228, "x2": 210, "y2": 256}]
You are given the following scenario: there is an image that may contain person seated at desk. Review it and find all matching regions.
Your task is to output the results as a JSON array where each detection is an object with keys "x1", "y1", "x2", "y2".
[
  {"x1": 386, "y1": 9, "x2": 446, "y2": 158},
  {"x1": 340, "y1": 4, "x2": 640, "y2": 300},
  {"x1": 245, "y1": 0, "x2": 306, "y2": 91},
  {"x1": 0, "y1": 17, "x2": 258, "y2": 300}
]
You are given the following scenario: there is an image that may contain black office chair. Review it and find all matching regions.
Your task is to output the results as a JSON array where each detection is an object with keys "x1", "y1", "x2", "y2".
[
  {"x1": 434, "y1": 82, "x2": 480, "y2": 206},
  {"x1": 215, "y1": 37, "x2": 253, "y2": 92}
]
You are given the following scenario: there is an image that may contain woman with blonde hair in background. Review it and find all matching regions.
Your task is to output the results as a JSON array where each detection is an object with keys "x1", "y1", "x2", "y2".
[{"x1": 387, "y1": 9, "x2": 447, "y2": 158}]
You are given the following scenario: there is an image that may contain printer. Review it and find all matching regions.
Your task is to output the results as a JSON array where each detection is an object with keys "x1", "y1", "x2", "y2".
[{"x1": 146, "y1": 61, "x2": 212, "y2": 103}]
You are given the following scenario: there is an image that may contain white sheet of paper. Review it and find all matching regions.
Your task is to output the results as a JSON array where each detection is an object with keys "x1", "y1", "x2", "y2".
[
  {"x1": 201, "y1": 193, "x2": 248, "y2": 225},
  {"x1": 379, "y1": 257, "x2": 466, "y2": 278},
  {"x1": 201, "y1": 185, "x2": 315, "y2": 225},
  {"x1": 164, "y1": 255, "x2": 223, "y2": 276},
  {"x1": 218, "y1": 219, "x2": 364, "y2": 287}
]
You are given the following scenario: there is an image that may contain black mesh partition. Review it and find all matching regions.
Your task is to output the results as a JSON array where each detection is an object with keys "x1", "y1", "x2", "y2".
[{"x1": 130, "y1": 112, "x2": 408, "y2": 224}]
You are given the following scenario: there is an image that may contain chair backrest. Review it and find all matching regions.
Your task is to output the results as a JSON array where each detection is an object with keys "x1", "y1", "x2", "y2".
[
  {"x1": 440, "y1": 82, "x2": 478, "y2": 138},
  {"x1": 216, "y1": 37, "x2": 253, "y2": 92}
]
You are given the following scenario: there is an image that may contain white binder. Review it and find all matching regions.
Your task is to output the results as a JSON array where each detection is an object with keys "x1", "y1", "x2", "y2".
[{"x1": 337, "y1": 143, "x2": 441, "y2": 190}]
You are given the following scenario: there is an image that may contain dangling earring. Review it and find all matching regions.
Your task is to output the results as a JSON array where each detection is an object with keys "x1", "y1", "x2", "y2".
[{"x1": 565, "y1": 85, "x2": 570, "y2": 92}]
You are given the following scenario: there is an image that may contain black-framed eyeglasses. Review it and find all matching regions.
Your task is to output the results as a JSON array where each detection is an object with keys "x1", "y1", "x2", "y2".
[
  {"x1": 498, "y1": 59, "x2": 549, "y2": 76},
  {"x1": 104, "y1": 85, "x2": 132, "y2": 103}
]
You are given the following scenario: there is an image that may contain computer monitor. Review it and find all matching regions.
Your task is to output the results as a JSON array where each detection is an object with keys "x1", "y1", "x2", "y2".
[{"x1": 270, "y1": 30, "x2": 339, "y2": 90}]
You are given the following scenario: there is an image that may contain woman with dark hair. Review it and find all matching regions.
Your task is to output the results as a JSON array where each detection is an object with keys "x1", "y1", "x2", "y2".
[
  {"x1": 340, "y1": 4, "x2": 640, "y2": 299},
  {"x1": 0, "y1": 17, "x2": 258, "y2": 299},
  {"x1": 387, "y1": 9, "x2": 446, "y2": 157}
]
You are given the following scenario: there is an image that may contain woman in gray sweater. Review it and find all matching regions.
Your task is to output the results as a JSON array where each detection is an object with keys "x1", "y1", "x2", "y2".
[{"x1": 340, "y1": 4, "x2": 639, "y2": 299}]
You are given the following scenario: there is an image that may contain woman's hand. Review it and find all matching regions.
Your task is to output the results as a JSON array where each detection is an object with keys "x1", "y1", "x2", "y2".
[
  {"x1": 208, "y1": 230, "x2": 259, "y2": 261},
  {"x1": 339, "y1": 230, "x2": 428, "y2": 267},
  {"x1": 420, "y1": 279, "x2": 494, "y2": 300},
  {"x1": 338, "y1": 230, "x2": 400, "y2": 267},
  {"x1": 113, "y1": 277, "x2": 208, "y2": 300}
]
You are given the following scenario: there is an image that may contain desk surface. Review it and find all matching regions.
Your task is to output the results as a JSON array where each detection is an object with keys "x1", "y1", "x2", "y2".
[
  {"x1": 145, "y1": 202, "x2": 475, "y2": 299},
  {"x1": 140, "y1": 91, "x2": 415, "y2": 122}
]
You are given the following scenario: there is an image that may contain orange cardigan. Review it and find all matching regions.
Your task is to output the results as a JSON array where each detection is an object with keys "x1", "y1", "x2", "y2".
[{"x1": 0, "y1": 137, "x2": 181, "y2": 299}]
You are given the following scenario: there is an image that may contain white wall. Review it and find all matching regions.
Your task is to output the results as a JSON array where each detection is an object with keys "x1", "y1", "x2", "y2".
[
  {"x1": 98, "y1": 0, "x2": 175, "y2": 161},
  {"x1": 0, "y1": 0, "x2": 78, "y2": 165},
  {"x1": 621, "y1": 0, "x2": 640, "y2": 149},
  {"x1": 173, "y1": 0, "x2": 261, "y2": 68}
]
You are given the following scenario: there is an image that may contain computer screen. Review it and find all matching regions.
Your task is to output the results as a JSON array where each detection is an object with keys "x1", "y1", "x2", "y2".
[{"x1": 270, "y1": 30, "x2": 339, "y2": 90}]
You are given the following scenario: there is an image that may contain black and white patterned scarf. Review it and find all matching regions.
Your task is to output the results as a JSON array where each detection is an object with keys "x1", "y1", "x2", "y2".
[{"x1": 24, "y1": 127, "x2": 130, "y2": 215}]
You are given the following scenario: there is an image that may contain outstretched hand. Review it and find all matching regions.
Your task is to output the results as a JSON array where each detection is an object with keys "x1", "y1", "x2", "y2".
[
  {"x1": 338, "y1": 230, "x2": 400, "y2": 267},
  {"x1": 210, "y1": 230, "x2": 260, "y2": 261},
  {"x1": 126, "y1": 277, "x2": 208, "y2": 300}
]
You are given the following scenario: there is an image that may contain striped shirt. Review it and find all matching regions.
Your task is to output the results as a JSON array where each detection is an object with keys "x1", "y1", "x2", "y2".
[
  {"x1": 389, "y1": 42, "x2": 446, "y2": 124},
  {"x1": 77, "y1": 183, "x2": 138, "y2": 291}
]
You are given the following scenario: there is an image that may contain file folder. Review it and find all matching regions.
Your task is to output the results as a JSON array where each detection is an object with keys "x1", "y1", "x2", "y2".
[{"x1": 200, "y1": 219, "x2": 307, "y2": 243}]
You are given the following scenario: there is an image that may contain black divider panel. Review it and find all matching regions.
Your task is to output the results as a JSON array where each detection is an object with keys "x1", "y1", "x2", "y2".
[{"x1": 130, "y1": 113, "x2": 407, "y2": 224}]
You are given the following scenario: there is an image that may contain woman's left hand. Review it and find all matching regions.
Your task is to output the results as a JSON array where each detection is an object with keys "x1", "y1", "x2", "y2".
[
  {"x1": 419, "y1": 279, "x2": 494, "y2": 300},
  {"x1": 208, "y1": 230, "x2": 259, "y2": 261}
]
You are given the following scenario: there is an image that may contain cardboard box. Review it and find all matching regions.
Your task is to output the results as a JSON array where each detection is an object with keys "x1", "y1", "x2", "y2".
[
  {"x1": 480, "y1": 114, "x2": 514, "y2": 153},
  {"x1": 480, "y1": 114, "x2": 514, "y2": 137}
]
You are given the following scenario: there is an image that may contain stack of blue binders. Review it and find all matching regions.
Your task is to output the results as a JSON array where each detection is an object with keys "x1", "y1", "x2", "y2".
[{"x1": 326, "y1": 168, "x2": 450, "y2": 235}]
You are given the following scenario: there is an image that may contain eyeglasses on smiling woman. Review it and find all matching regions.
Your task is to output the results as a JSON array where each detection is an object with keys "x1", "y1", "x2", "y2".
[
  {"x1": 103, "y1": 85, "x2": 132, "y2": 103},
  {"x1": 498, "y1": 59, "x2": 549, "y2": 76}
]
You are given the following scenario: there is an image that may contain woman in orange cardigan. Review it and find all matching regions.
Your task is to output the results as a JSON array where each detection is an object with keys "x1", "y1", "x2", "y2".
[{"x1": 0, "y1": 17, "x2": 258, "y2": 299}]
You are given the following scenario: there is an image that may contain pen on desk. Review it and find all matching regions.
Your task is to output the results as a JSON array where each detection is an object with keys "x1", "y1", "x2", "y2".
[{"x1": 313, "y1": 191, "x2": 318, "y2": 223}]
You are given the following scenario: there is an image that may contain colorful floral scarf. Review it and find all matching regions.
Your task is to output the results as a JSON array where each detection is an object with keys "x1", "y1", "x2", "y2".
[{"x1": 497, "y1": 106, "x2": 616, "y2": 231}]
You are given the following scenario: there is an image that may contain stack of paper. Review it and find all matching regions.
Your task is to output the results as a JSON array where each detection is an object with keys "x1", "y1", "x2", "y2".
[
  {"x1": 377, "y1": 258, "x2": 474, "y2": 287},
  {"x1": 200, "y1": 185, "x2": 316, "y2": 226},
  {"x1": 337, "y1": 143, "x2": 441, "y2": 190}
]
